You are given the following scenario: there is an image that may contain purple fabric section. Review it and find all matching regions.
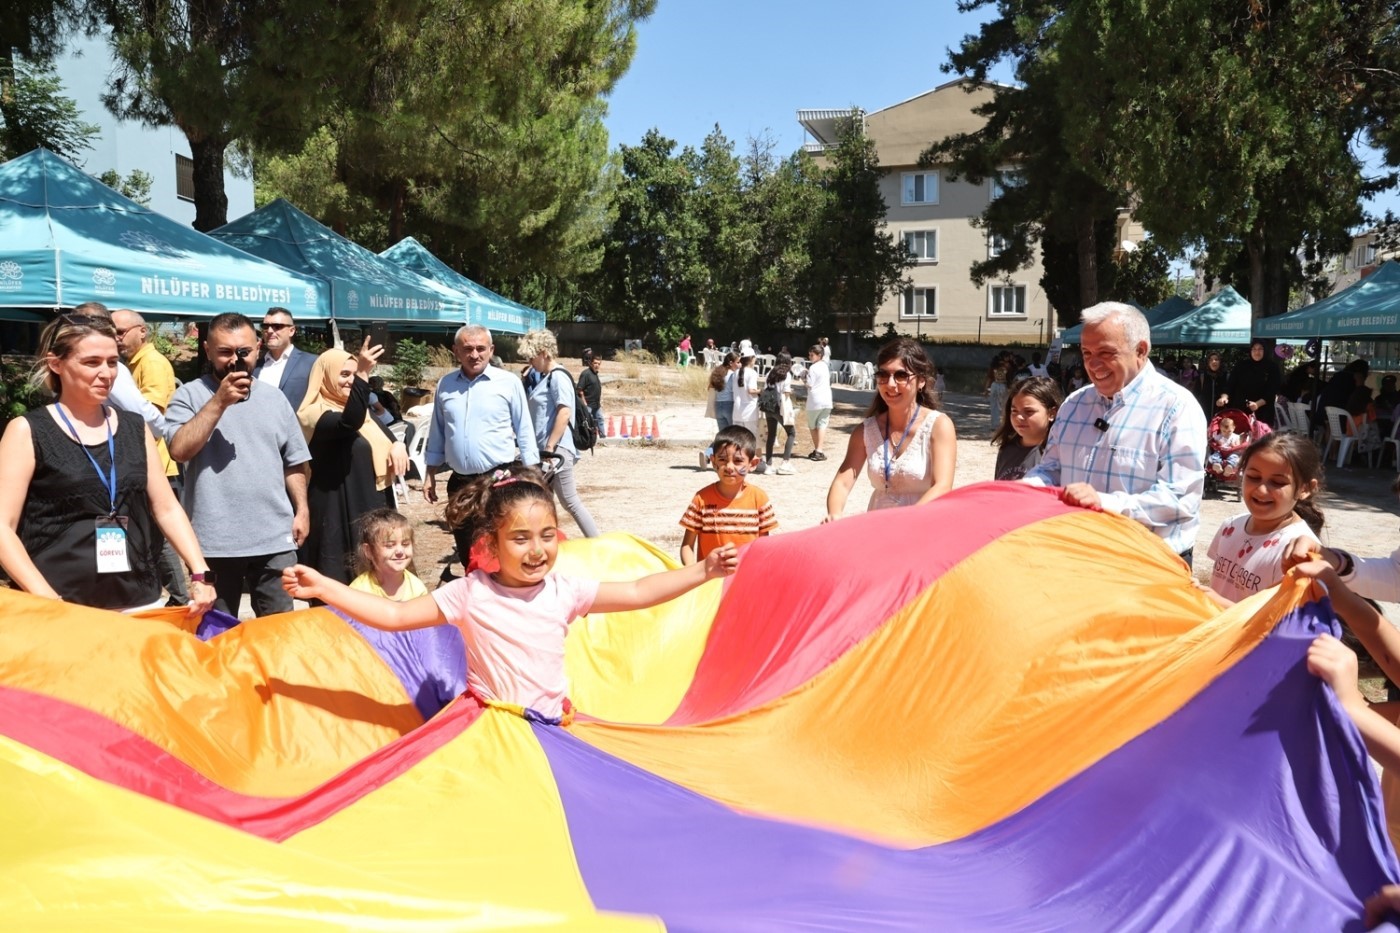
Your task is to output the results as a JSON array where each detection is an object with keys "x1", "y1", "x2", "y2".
[
  {"x1": 336, "y1": 611, "x2": 467, "y2": 721},
  {"x1": 195, "y1": 607, "x2": 466, "y2": 721},
  {"x1": 537, "y1": 601, "x2": 1400, "y2": 931}
]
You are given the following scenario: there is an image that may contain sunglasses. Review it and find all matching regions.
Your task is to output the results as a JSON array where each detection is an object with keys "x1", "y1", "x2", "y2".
[
  {"x1": 262, "y1": 322, "x2": 293, "y2": 332},
  {"x1": 875, "y1": 369, "x2": 915, "y2": 385}
]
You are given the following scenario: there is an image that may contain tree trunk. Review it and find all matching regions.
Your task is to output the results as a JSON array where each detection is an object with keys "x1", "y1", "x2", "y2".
[
  {"x1": 388, "y1": 179, "x2": 406, "y2": 243},
  {"x1": 189, "y1": 136, "x2": 229, "y2": 232},
  {"x1": 1076, "y1": 212, "x2": 1099, "y2": 310},
  {"x1": 1246, "y1": 227, "x2": 1291, "y2": 318}
]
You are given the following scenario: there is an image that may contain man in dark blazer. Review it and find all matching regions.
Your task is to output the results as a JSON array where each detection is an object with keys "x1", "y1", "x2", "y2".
[{"x1": 253, "y1": 307, "x2": 316, "y2": 409}]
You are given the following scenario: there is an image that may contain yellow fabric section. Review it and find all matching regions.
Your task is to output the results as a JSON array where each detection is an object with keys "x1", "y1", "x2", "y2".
[
  {"x1": 573, "y1": 510, "x2": 1305, "y2": 847},
  {"x1": 558, "y1": 533, "x2": 721, "y2": 724},
  {"x1": 0, "y1": 732, "x2": 656, "y2": 931},
  {"x1": 0, "y1": 596, "x2": 420, "y2": 796},
  {"x1": 288, "y1": 711, "x2": 655, "y2": 930}
]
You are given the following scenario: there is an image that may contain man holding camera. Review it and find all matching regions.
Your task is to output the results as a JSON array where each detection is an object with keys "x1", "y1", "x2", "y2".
[{"x1": 166, "y1": 312, "x2": 312, "y2": 617}]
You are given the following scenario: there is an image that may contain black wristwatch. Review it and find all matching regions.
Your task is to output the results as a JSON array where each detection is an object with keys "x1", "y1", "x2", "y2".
[{"x1": 190, "y1": 571, "x2": 218, "y2": 585}]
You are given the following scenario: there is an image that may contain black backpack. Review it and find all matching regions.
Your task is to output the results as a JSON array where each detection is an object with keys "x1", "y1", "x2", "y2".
[{"x1": 550, "y1": 368, "x2": 598, "y2": 453}]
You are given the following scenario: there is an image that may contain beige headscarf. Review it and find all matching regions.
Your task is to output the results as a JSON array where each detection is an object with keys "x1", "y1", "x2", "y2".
[{"x1": 297, "y1": 349, "x2": 396, "y2": 491}]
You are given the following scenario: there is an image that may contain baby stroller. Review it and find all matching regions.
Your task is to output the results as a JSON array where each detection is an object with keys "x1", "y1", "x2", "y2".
[{"x1": 1204, "y1": 407, "x2": 1271, "y2": 497}]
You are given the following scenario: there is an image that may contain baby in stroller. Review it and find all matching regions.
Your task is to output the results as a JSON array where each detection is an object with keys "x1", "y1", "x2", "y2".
[{"x1": 1205, "y1": 409, "x2": 1270, "y2": 492}]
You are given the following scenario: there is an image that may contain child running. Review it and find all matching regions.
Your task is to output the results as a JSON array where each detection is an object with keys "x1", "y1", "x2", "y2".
[
  {"x1": 680, "y1": 425, "x2": 777, "y2": 566},
  {"x1": 991, "y1": 376, "x2": 1062, "y2": 481},
  {"x1": 1206, "y1": 432, "x2": 1324, "y2": 604},
  {"x1": 283, "y1": 465, "x2": 738, "y2": 724},
  {"x1": 350, "y1": 508, "x2": 424, "y2": 601}
]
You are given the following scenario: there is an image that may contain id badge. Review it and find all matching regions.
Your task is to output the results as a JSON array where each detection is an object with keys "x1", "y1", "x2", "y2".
[{"x1": 95, "y1": 517, "x2": 131, "y2": 574}]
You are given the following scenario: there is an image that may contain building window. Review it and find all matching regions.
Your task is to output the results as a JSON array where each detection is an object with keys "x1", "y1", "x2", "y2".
[
  {"x1": 904, "y1": 229, "x2": 938, "y2": 262},
  {"x1": 901, "y1": 172, "x2": 938, "y2": 205},
  {"x1": 990, "y1": 170, "x2": 1025, "y2": 201},
  {"x1": 988, "y1": 233, "x2": 1009, "y2": 258},
  {"x1": 175, "y1": 154, "x2": 195, "y2": 202},
  {"x1": 902, "y1": 287, "x2": 937, "y2": 319},
  {"x1": 989, "y1": 284, "x2": 1027, "y2": 318}
]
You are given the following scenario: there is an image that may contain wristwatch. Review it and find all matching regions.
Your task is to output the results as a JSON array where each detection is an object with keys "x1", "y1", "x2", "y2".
[{"x1": 190, "y1": 571, "x2": 218, "y2": 585}]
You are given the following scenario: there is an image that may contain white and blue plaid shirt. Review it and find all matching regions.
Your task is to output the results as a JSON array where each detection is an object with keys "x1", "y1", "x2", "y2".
[{"x1": 1024, "y1": 363, "x2": 1206, "y2": 554}]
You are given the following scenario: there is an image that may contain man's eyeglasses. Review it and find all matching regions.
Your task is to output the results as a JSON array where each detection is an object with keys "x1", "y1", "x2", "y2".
[
  {"x1": 875, "y1": 369, "x2": 915, "y2": 385},
  {"x1": 262, "y1": 322, "x2": 292, "y2": 332}
]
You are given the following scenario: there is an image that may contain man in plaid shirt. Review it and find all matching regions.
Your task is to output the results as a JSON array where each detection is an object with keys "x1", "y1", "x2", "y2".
[{"x1": 1024, "y1": 302, "x2": 1206, "y2": 566}]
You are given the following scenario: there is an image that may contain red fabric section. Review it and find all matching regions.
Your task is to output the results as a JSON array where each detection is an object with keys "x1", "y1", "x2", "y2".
[
  {"x1": 665, "y1": 482, "x2": 1071, "y2": 725},
  {"x1": 0, "y1": 684, "x2": 483, "y2": 841}
]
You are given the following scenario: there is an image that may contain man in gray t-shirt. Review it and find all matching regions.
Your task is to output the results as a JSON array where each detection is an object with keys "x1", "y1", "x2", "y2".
[{"x1": 166, "y1": 313, "x2": 311, "y2": 617}]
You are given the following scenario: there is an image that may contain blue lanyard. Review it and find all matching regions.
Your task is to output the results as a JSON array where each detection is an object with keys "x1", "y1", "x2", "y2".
[
  {"x1": 882, "y1": 404, "x2": 919, "y2": 487},
  {"x1": 54, "y1": 404, "x2": 118, "y2": 516}
]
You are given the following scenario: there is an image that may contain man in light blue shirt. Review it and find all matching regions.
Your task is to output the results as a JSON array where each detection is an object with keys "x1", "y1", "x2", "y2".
[
  {"x1": 424, "y1": 324, "x2": 539, "y2": 566},
  {"x1": 1023, "y1": 302, "x2": 1206, "y2": 565}
]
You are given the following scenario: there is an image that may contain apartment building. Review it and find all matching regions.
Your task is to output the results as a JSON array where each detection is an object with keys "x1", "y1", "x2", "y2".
[
  {"x1": 1328, "y1": 229, "x2": 1399, "y2": 295},
  {"x1": 799, "y1": 80, "x2": 1054, "y2": 342}
]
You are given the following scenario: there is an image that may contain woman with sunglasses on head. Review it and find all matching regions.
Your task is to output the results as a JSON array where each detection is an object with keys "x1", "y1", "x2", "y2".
[
  {"x1": 824, "y1": 337, "x2": 957, "y2": 521},
  {"x1": 0, "y1": 313, "x2": 216, "y2": 614}
]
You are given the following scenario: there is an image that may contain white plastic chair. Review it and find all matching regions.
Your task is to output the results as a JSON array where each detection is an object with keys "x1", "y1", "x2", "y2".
[
  {"x1": 851, "y1": 362, "x2": 875, "y2": 391},
  {"x1": 1323, "y1": 406, "x2": 1379, "y2": 468},
  {"x1": 1273, "y1": 399, "x2": 1293, "y2": 431},
  {"x1": 1386, "y1": 420, "x2": 1400, "y2": 473}
]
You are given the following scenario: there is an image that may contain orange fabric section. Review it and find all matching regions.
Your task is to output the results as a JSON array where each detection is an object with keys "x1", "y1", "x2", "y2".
[
  {"x1": 574, "y1": 509, "x2": 1305, "y2": 847},
  {"x1": 0, "y1": 595, "x2": 420, "y2": 796}
]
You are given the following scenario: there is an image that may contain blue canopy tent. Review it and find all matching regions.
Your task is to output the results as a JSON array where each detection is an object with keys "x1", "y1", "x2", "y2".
[
  {"x1": 1149, "y1": 286, "x2": 1253, "y2": 346},
  {"x1": 1254, "y1": 261, "x2": 1400, "y2": 339},
  {"x1": 0, "y1": 149, "x2": 327, "y2": 321},
  {"x1": 379, "y1": 237, "x2": 545, "y2": 334},
  {"x1": 211, "y1": 200, "x2": 469, "y2": 328},
  {"x1": 1059, "y1": 296, "x2": 1190, "y2": 344}
]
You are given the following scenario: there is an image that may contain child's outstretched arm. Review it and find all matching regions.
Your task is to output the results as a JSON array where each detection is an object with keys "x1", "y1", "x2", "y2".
[
  {"x1": 283, "y1": 564, "x2": 447, "y2": 631},
  {"x1": 592, "y1": 543, "x2": 738, "y2": 614},
  {"x1": 679, "y1": 529, "x2": 699, "y2": 566},
  {"x1": 1365, "y1": 885, "x2": 1400, "y2": 929},
  {"x1": 1294, "y1": 557, "x2": 1400, "y2": 685},
  {"x1": 1308, "y1": 634, "x2": 1400, "y2": 773}
]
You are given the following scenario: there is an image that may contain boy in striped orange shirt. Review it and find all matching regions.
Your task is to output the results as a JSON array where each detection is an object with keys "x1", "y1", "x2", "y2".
[{"x1": 680, "y1": 426, "x2": 778, "y2": 565}]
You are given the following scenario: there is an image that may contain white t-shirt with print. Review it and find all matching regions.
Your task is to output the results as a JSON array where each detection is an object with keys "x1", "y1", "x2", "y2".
[{"x1": 1207, "y1": 513, "x2": 1318, "y2": 603}]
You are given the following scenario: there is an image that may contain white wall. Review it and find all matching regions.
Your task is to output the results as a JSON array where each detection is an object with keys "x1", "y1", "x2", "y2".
[{"x1": 50, "y1": 35, "x2": 254, "y2": 227}]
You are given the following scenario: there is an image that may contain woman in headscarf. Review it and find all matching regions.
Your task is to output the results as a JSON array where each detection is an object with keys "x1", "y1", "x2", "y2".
[
  {"x1": 1219, "y1": 339, "x2": 1282, "y2": 427},
  {"x1": 296, "y1": 340, "x2": 408, "y2": 583}
]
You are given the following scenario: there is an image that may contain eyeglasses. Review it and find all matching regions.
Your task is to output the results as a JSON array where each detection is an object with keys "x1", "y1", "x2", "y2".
[
  {"x1": 262, "y1": 322, "x2": 292, "y2": 332},
  {"x1": 875, "y1": 369, "x2": 915, "y2": 385}
]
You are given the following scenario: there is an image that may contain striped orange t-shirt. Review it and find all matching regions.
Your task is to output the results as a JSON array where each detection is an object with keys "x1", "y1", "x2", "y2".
[{"x1": 679, "y1": 483, "x2": 778, "y2": 559}]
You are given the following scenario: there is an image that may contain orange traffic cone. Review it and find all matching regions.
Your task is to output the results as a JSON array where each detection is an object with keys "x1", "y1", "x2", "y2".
[
  {"x1": 606, "y1": 414, "x2": 616, "y2": 438},
  {"x1": 620, "y1": 415, "x2": 630, "y2": 438},
  {"x1": 631, "y1": 415, "x2": 641, "y2": 438},
  {"x1": 643, "y1": 416, "x2": 653, "y2": 440},
  {"x1": 650, "y1": 415, "x2": 660, "y2": 439}
]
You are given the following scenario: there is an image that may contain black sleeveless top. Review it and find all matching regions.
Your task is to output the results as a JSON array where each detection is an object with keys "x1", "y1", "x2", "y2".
[{"x1": 19, "y1": 407, "x2": 162, "y2": 609}]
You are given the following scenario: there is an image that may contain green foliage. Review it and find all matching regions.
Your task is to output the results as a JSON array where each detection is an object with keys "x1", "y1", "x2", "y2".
[
  {"x1": 799, "y1": 116, "x2": 912, "y2": 335},
  {"x1": 96, "y1": 168, "x2": 153, "y2": 205},
  {"x1": 392, "y1": 337, "x2": 430, "y2": 388},
  {"x1": 0, "y1": 53, "x2": 97, "y2": 162},
  {"x1": 0, "y1": 356, "x2": 43, "y2": 427}
]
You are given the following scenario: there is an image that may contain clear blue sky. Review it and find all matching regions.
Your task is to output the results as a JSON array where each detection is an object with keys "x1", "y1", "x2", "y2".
[{"x1": 603, "y1": 2, "x2": 1396, "y2": 226}]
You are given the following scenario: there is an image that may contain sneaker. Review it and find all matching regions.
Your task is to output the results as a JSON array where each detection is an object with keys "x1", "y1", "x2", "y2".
[
  {"x1": 753, "y1": 460, "x2": 768, "y2": 474},
  {"x1": 775, "y1": 462, "x2": 797, "y2": 475},
  {"x1": 808, "y1": 450, "x2": 827, "y2": 461}
]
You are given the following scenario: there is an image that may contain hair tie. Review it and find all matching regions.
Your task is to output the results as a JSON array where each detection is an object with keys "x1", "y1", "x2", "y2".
[
  {"x1": 492, "y1": 477, "x2": 520, "y2": 488},
  {"x1": 490, "y1": 468, "x2": 512, "y2": 482}
]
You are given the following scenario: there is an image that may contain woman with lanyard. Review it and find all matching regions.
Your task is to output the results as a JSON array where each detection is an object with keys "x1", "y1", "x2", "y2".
[
  {"x1": 0, "y1": 314, "x2": 216, "y2": 613},
  {"x1": 824, "y1": 336, "x2": 957, "y2": 520}
]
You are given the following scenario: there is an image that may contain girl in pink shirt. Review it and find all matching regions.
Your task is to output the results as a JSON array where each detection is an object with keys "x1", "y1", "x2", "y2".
[{"x1": 283, "y1": 464, "x2": 737, "y2": 724}]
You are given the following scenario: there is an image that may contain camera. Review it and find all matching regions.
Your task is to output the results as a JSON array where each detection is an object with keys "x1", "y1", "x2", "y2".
[{"x1": 228, "y1": 346, "x2": 253, "y2": 374}]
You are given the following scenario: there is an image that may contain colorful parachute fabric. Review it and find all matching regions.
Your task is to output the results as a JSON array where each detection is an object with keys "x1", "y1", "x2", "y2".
[{"x1": 1, "y1": 482, "x2": 1397, "y2": 930}]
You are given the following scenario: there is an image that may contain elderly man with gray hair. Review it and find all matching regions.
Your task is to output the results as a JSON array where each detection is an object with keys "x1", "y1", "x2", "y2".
[
  {"x1": 424, "y1": 324, "x2": 539, "y2": 574},
  {"x1": 1023, "y1": 301, "x2": 1206, "y2": 566}
]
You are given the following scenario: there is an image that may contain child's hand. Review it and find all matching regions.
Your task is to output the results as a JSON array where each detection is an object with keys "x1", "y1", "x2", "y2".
[
  {"x1": 282, "y1": 564, "x2": 324, "y2": 601},
  {"x1": 704, "y1": 543, "x2": 739, "y2": 579},
  {"x1": 1365, "y1": 884, "x2": 1400, "y2": 929},
  {"x1": 1291, "y1": 557, "x2": 1341, "y2": 589},
  {"x1": 1307, "y1": 634, "x2": 1365, "y2": 709},
  {"x1": 1283, "y1": 538, "x2": 1329, "y2": 572}
]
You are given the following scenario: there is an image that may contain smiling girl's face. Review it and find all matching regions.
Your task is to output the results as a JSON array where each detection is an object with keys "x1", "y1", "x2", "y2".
[{"x1": 1008, "y1": 391, "x2": 1056, "y2": 447}]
